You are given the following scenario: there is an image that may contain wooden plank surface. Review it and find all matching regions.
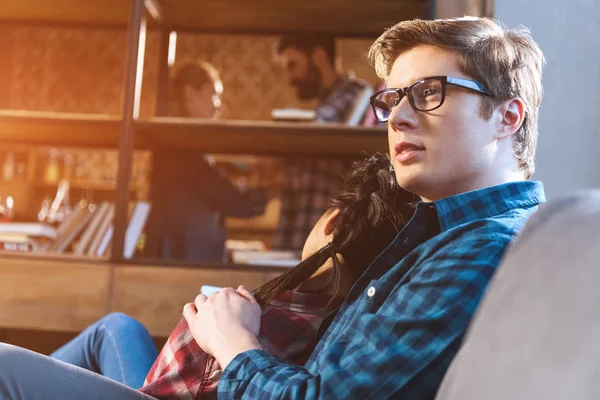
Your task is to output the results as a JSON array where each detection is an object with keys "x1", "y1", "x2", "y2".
[
  {"x1": 112, "y1": 265, "x2": 282, "y2": 336},
  {"x1": 0, "y1": 254, "x2": 285, "y2": 336},
  {"x1": 0, "y1": 111, "x2": 124, "y2": 148},
  {"x1": 0, "y1": 111, "x2": 388, "y2": 155},
  {"x1": 0, "y1": 1, "x2": 130, "y2": 27},
  {"x1": 137, "y1": 117, "x2": 388, "y2": 156},
  {"x1": 0, "y1": 0, "x2": 432, "y2": 37},
  {"x1": 160, "y1": 0, "x2": 431, "y2": 36},
  {"x1": 0, "y1": 257, "x2": 111, "y2": 332}
]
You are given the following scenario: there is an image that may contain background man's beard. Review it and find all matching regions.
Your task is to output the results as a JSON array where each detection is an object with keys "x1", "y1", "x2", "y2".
[{"x1": 292, "y1": 64, "x2": 322, "y2": 100}]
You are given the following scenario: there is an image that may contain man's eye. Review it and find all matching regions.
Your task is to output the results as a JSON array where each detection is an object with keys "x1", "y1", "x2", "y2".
[{"x1": 421, "y1": 87, "x2": 441, "y2": 97}]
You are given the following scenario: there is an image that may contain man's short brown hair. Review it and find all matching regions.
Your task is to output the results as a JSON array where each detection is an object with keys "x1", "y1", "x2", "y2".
[{"x1": 367, "y1": 17, "x2": 545, "y2": 178}]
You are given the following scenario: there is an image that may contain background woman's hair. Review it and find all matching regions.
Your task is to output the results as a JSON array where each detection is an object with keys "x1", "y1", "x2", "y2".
[
  {"x1": 253, "y1": 153, "x2": 416, "y2": 305},
  {"x1": 168, "y1": 61, "x2": 223, "y2": 117}
]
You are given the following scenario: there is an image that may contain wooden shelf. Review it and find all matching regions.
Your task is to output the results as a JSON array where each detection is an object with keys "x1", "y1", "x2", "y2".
[
  {"x1": 0, "y1": 112, "x2": 387, "y2": 155},
  {"x1": 0, "y1": 111, "x2": 125, "y2": 148},
  {"x1": 1, "y1": 0, "x2": 432, "y2": 37},
  {"x1": 32, "y1": 179, "x2": 145, "y2": 192},
  {"x1": 159, "y1": 0, "x2": 431, "y2": 36},
  {"x1": 136, "y1": 117, "x2": 388, "y2": 155}
]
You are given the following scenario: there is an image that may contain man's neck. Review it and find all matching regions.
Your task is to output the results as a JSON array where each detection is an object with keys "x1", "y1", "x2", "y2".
[{"x1": 419, "y1": 169, "x2": 527, "y2": 203}]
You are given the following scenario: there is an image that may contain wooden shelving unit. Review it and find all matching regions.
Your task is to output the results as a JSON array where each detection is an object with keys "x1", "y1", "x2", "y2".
[
  {"x1": 0, "y1": 252, "x2": 283, "y2": 336},
  {"x1": 0, "y1": 0, "x2": 432, "y2": 36},
  {"x1": 0, "y1": 111, "x2": 123, "y2": 149},
  {"x1": 0, "y1": 111, "x2": 387, "y2": 155},
  {"x1": 0, "y1": 0, "x2": 437, "y2": 336}
]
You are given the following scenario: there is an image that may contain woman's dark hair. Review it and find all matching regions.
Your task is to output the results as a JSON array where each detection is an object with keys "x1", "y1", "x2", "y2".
[
  {"x1": 168, "y1": 61, "x2": 222, "y2": 117},
  {"x1": 253, "y1": 153, "x2": 416, "y2": 305}
]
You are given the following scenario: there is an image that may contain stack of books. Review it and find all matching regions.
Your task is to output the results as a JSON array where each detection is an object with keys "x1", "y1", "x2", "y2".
[
  {"x1": 0, "y1": 223, "x2": 57, "y2": 253},
  {"x1": 0, "y1": 201, "x2": 151, "y2": 259}
]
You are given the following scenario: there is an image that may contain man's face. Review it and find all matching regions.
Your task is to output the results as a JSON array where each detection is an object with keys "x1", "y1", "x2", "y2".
[
  {"x1": 279, "y1": 47, "x2": 322, "y2": 100},
  {"x1": 387, "y1": 45, "x2": 498, "y2": 202}
]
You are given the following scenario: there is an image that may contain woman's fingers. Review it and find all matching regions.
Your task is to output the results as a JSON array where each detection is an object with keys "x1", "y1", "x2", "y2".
[
  {"x1": 182, "y1": 302, "x2": 197, "y2": 321},
  {"x1": 237, "y1": 285, "x2": 257, "y2": 304}
]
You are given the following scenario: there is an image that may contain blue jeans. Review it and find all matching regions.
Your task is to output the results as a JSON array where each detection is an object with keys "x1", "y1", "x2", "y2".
[{"x1": 50, "y1": 313, "x2": 158, "y2": 389}]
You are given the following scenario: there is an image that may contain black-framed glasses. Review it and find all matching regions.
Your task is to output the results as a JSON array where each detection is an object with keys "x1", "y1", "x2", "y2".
[{"x1": 369, "y1": 76, "x2": 492, "y2": 122}]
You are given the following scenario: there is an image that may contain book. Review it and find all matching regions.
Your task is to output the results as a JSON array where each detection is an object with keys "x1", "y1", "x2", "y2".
[
  {"x1": 46, "y1": 206, "x2": 85, "y2": 252},
  {"x1": 87, "y1": 203, "x2": 115, "y2": 257},
  {"x1": 345, "y1": 83, "x2": 375, "y2": 126},
  {"x1": 123, "y1": 202, "x2": 151, "y2": 259},
  {"x1": 54, "y1": 205, "x2": 94, "y2": 254},
  {"x1": 0, "y1": 234, "x2": 44, "y2": 253},
  {"x1": 362, "y1": 81, "x2": 386, "y2": 127},
  {"x1": 96, "y1": 224, "x2": 113, "y2": 257},
  {"x1": 271, "y1": 108, "x2": 316, "y2": 122},
  {"x1": 231, "y1": 249, "x2": 301, "y2": 267},
  {"x1": 0, "y1": 240, "x2": 35, "y2": 253},
  {"x1": 74, "y1": 202, "x2": 110, "y2": 255},
  {"x1": 0, "y1": 223, "x2": 57, "y2": 240}
]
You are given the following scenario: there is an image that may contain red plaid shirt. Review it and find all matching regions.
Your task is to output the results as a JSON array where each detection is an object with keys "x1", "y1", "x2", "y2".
[{"x1": 139, "y1": 290, "x2": 343, "y2": 399}]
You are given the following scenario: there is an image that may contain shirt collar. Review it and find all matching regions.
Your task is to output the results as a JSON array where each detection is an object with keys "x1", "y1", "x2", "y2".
[{"x1": 427, "y1": 181, "x2": 546, "y2": 232}]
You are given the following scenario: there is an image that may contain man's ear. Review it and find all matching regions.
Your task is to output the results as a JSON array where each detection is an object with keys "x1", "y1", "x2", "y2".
[
  {"x1": 494, "y1": 98, "x2": 526, "y2": 139},
  {"x1": 323, "y1": 208, "x2": 341, "y2": 237},
  {"x1": 311, "y1": 46, "x2": 331, "y2": 69}
]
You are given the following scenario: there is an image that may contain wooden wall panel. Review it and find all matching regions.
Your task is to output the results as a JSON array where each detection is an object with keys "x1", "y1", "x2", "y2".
[
  {"x1": 0, "y1": 255, "x2": 284, "y2": 338},
  {"x1": 0, "y1": 257, "x2": 111, "y2": 332},
  {"x1": 112, "y1": 265, "x2": 283, "y2": 336}
]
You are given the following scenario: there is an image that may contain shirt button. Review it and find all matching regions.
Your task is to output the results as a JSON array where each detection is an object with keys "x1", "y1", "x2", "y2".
[{"x1": 367, "y1": 286, "x2": 376, "y2": 297}]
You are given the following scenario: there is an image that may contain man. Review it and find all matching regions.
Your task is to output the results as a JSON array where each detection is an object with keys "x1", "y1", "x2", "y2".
[
  {"x1": 0, "y1": 16, "x2": 544, "y2": 400},
  {"x1": 273, "y1": 35, "x2": 371, "y2": 251},
  {"x1": 277, "y1": 34, "x2": 370, "y2": 123},
  {"x1": 185, "y1": 17, "x2": 547, "y2": 398}
]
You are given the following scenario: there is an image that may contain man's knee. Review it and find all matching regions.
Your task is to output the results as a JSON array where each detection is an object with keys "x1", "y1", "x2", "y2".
[
  {"x1": 0, "y1": 343, "x2": 39, "y2": 377},
  {"x1": 100, "y1": 313, "x2": 148, "y2": 336}
]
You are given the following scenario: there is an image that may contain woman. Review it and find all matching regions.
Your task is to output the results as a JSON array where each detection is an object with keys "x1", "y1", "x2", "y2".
[
  {"x1": 0, "y1": 154, "x2": 415, "y2": 399},
  {"x1": 141, "y1": 153, "x2": 415, "y2": 399},
  {"x1": 145, "y1": 61, "x2": 265, "y2": 262}
]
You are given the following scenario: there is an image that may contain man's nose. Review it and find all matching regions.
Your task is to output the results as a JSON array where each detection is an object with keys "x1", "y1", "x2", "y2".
[{"x1": 388, "y1": 95, "x2": 418, "y2": 131}]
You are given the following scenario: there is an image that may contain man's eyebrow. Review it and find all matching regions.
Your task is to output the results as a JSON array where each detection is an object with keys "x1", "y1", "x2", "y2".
[{"x1": 387, "y1": 77, "x2": 417, "y2": 88}]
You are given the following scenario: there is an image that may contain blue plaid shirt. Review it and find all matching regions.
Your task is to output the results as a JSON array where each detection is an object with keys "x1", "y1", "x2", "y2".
[{"x1": 220, "y1": 181, "x2": 546, "y2": 399}]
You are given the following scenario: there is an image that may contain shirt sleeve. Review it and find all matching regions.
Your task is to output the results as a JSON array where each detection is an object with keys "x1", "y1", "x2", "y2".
[{"x1": 218, "y1": 235, "x2": 510, "y2": 399}]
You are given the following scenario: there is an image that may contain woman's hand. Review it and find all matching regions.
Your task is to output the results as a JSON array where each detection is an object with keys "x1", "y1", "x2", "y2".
[{"x1": 183, "y1": 285, "x2": 262, "y2": 368}]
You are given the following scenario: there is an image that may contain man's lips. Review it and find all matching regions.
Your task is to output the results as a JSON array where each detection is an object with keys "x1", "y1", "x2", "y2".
[
  {"x1": 395, "y1": 142, "x2": 426, "y2": 154},
  {"x1": 394, "y1": 142, "x2": 426, "y2": 164}
]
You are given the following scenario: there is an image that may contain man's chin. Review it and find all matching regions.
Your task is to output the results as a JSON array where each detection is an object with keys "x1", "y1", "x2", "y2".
[
  {"x1": 395, "y1": 170, "x2": 423, "y2": 195},
  {"x1": 296, "y1": 91, "x2": 318, "y2": 101}
]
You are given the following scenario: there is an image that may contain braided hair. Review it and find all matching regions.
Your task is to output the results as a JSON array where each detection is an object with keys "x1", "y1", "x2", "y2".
[{"x1": 253, "y1": 153, "x2": 416, "y2": 305}]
